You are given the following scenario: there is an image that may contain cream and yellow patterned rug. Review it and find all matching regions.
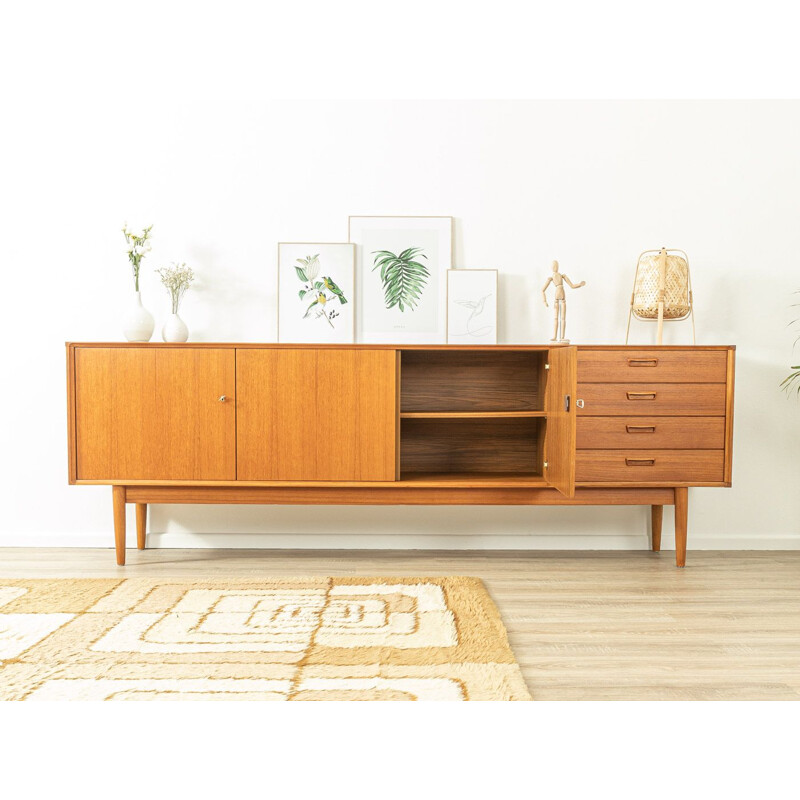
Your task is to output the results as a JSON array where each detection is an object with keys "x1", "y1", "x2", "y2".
[{"x1": 0, "y1": 577, "x2": 530, "y2": 700}]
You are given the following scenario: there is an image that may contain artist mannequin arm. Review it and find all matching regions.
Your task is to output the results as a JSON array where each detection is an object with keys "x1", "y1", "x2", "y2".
[
  {"x1": 541, "y1": 277, "x2": 552, "y2": 306},
  {"x1": 563, "y1": 275, "x2": 586, "y2": 289}
]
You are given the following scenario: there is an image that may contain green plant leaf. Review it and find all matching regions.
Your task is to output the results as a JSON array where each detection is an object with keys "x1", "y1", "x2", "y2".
[
  {"x1": 371, "y1": 248, "x2": 430, "y2": 312},
  {"x1": 295, "y1": 266, "x2": 308, "y2": 282}
]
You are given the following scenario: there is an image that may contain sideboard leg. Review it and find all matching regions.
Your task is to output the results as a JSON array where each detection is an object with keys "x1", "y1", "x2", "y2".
[
  {"x1": 112, "y1": 486, "x2": 127, "y2": 566},
  {"x1": 674, "y1": 488, "x2": 688, "y2": 568},
  {"x1": 136, "y1": 504, "x2": 147, "y2": 550},
  {"x1": 651, "y1": 505, "x2": 663, "y2": 552}
]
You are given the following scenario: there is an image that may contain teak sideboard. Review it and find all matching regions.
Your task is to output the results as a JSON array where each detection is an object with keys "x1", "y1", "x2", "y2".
[{"x1": 65, "y1": 343, "x2": 735, "y2": 567}]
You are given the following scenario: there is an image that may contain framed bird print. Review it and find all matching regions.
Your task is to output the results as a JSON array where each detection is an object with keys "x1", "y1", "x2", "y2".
[
  {"x1": 349, "y1": 216, "x2": 453, "y2": 343},
  {"x1": 277, "y1": 242, "x2": 355, "y2": 343},
  {"x1": 447, "y1": 269, "x2": 498, "y2": 344}
]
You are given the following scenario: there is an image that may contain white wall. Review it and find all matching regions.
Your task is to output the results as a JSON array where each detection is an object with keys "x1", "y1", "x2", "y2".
[{"x1": 2, "y1": 98, "x2": 799, "y2": 550}]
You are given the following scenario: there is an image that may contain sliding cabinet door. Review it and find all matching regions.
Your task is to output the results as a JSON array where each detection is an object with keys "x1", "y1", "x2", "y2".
[
  {"x1": 74, "y1": 347, "x2": 236, "y2": 480},
  {"x1": 237, "y1": 349, "x2": 398, "y2": 481}
]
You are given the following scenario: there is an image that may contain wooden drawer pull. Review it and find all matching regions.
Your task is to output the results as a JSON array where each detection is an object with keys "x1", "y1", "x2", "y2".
[
  {"x1": 625, "y1": 458, "x2": 656, "y2": 466},
  {"x1": 626, "y1": 425, "x2": 656, "y2": 433},
  {"x1": 626, "y1": 391, "x2": 657, "y2": 400},
  {"x1": 627, "y1": 358, "x2": 658, "y2": 367}
]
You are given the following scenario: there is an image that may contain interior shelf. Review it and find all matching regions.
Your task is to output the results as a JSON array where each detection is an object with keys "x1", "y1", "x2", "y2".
[
  {"x1": 400, "y1": 411, "x2": 547, "y2": 419},
  {"x1": 399, "y1": 472, "x2": 546, "y2": 487},
  {"x1": 401, "y1": 350, "x2": 545, "y2": 413},
  {"x1": 398, "y1": 349, "x2": 548, "y2": 478},
  {"x1": 400, "y1": 416, "x2": 544, "y2": 475}
]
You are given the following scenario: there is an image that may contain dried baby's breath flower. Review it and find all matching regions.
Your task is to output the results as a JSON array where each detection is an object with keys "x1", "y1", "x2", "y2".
[{"x1": 157, "y1": 262, "x2": 195, "y2": 313}]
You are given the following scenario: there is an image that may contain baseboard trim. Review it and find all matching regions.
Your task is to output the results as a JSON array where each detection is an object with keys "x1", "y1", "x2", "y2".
[{"x1": 1, "y1": 532, "x2": 799, "y2": 550}]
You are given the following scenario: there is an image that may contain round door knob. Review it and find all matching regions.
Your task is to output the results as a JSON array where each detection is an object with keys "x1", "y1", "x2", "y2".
[
  {"x1": 576, "y1": 399, "x2": 585, "y2": 409},
  {"x1": 218, "y1": 395, "x2": 227, "y2": 403}
]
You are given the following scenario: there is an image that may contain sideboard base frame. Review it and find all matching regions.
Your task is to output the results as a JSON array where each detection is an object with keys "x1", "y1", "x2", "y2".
[{"x1": 112, "y1": 485, "x2": 687, "y2": 568}]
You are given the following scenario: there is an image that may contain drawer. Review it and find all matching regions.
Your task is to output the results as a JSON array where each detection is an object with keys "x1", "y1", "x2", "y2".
[
  {"x1": 576, "y1": 383, "x2": 726, "y2": 416},
  {"x1": 576, "y1": 416, "x2": 725, "y2": 449},
  {"x1": 577, "y1": 349, "x2": 728, "y2": 383},
  {"x1": 576, "y1": 450, "x2": 725, "y2": 483}
]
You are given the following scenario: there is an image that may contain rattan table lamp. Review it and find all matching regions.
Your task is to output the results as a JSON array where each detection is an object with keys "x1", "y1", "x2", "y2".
[{"x1": 625, "y1": 247, "x2": 695, "y2": 344}]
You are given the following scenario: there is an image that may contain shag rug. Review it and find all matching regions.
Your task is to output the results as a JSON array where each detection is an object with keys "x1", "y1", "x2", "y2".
[{"x1": 0, "y1": 577, "x2": 531, "y2": 701}]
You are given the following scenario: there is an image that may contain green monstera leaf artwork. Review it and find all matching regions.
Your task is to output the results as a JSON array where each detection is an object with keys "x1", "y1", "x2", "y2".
[{"x1": 371, "y1": 247, "x2": 429, "y2": 312}]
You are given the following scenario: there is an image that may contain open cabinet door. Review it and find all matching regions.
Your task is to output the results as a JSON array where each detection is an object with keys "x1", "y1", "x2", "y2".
[{"x1": 544, "y1": 346, "x2": 577, "y2": 497}]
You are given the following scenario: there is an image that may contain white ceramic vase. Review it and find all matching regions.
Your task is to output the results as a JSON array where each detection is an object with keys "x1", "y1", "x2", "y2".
[
  {"x1": 122, "y1": 291, "x2": 155, "y2": 342},
  {"x1": 162, "y1": 312, "x2": 189, "y2": 343}
]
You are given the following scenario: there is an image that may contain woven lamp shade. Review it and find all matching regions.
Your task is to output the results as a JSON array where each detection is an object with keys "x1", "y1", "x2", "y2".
[
  {"x1": 626, "y1": 247, "x2": 695, "y2": 345},
  {"x1": 632, "y1": 252, "x2": 691, "y2": 320}
]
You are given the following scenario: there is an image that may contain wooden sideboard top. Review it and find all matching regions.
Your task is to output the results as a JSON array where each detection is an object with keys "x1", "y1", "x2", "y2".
[{"x1": 65, "y1": 342, "x2": 736, "y2": 351}]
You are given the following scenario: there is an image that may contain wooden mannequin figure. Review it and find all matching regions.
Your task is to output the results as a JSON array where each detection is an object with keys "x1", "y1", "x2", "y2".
[{"x1": 541, "y1": 260, "x2": 585, "y2": 343}]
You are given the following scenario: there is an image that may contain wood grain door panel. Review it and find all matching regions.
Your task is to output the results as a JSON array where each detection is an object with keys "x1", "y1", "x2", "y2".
[
  {"x1": 237, "y1": 349, "x2": 397, "y2": 481},
  {"x1": 576, "y1": 383, "x2": 726, "y2": 416},
  {"x1": 75, "y1": 347, "x2": 236, "y2": 480},
  {"x1": 576, "y1": 450, "x2": 725, "y2": 483},
  {"x1": 543, "y1": 346, "x2": 577, "y2": 497},
  {"x1": 576, "y1": 416, "x2": 726, "y2": 449},
  {"x1": 577, "y1": 350, "x2": 728, "y2": 383}
]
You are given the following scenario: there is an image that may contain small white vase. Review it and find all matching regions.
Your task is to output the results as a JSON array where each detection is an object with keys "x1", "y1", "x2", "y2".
[
  {"x1": 122, "y1": 291, "x2": 155, "y2": 342},
  {"x1": 162, "y1": 312, "x2": 189, "y2": 343}
]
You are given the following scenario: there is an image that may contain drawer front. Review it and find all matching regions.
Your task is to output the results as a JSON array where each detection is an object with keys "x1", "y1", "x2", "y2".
[
  {"x1": 576, "y1": 416, "x2": 725, "y2": 449},
  {"x1": 577, "y1": 350, "x2": 728, "y2": 383},
  {"x1": 576, "y1": 450, "x2": 725, "y2": 483},
  {"x1": 576, "y1": 383, "x2": 726, "y2": 416}
]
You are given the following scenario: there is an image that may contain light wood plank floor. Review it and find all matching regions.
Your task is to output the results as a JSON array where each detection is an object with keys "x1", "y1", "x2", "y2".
[{"x1": 1, "y1": 548, "x2": 799, "y2": 700}]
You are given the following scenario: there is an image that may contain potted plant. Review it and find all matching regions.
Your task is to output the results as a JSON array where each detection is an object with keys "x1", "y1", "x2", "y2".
[{"x1": 781, "y1": 292, "x2": 800, "y2": 396}]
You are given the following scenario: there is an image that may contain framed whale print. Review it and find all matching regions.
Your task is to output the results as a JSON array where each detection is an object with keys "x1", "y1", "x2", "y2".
[
  {"x1": 447, "y1": 269, "x2": 498, "y2": 344},
  {"x1": 277, "y1": 242, "x2": 355, "y2": 343},
  {"x1": 349, "y1": 216, "x2": 453, "y2": 343}
]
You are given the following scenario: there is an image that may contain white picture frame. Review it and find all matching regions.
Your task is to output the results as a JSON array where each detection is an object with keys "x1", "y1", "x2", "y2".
[
  {"x1": 349, "y1": 216, "x2": 453, "y2": 343},
  {"x1": 447, "y1": 269, "x2": 498, "y2": 344},
  {"x1": 277, "y1": 242, "x2": 355, "y2": 343}
]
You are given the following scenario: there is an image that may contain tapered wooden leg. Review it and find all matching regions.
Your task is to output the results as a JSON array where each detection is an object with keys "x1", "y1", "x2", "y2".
[
  {"x1": 136, "y1": 503, "x2": 147, "y2": 550},
  {"x1": 112, "y1": 485, "x2": 126, "y2": 566},
  {"x1": 651, "y1": 505, "x2": 663, "y2": 552},
  {"x1": 674, "y1": 487, "x2": 688, "y2": 568}
]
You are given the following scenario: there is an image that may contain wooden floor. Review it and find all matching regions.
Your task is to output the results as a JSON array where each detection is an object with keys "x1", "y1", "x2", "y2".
[{"x1": 1, "y1": 548, "x2": 799, "y2": 700}]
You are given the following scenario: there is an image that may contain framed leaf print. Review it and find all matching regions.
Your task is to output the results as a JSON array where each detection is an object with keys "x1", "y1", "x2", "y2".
[
  {"x1": 447, "y1": 269, "x2": 498, "y2": 344},
  {"x1": 277, "y1": 243, "x2": 355, "y2": 343},
  {"x1": 349, "y1": 216, "x2": 453, "y2": 343}
]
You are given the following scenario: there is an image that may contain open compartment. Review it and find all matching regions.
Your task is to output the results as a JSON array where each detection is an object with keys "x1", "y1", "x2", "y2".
[
  {"x1": 400, "y1": 350, "x2": 546, "y2": 413},
  {"x1": 400, "y1": 416, "x2": 544, "y2": 478}
]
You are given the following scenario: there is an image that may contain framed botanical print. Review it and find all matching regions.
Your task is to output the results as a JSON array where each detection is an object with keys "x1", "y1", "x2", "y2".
[
  {"x1": 277, "y1": 243, "x2": 355, "y2": 343},
  {"x1": 349, "y1": 216, "x2": 453, "y2": 343},
  {"x1": 447, "y1": 269, "x2": 498, "y2": 344}
]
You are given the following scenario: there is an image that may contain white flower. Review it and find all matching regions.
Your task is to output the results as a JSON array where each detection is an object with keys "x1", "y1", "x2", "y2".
[{"x1": 302, "y1": 255, "x2": 320, "y2": 281}]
